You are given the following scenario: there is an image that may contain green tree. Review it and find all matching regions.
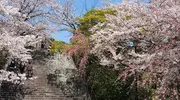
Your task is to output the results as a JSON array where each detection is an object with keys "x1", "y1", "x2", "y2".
[
  {"x1": 49, "y1": 40, "x2": 67, "y2": 54},
  {"x1": 78, "y1": 8, "x2": 116, "y2": 36}
]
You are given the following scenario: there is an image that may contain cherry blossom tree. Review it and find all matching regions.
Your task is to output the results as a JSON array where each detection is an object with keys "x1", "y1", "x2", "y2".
[
  {"x1": 0, "y1": 0, "x2": 46, "y2": 84},
  {"x1": 0, "y1": 0, "x2": 75, "y2": 82},
  {"x1": 0, "y1": 0, "x2": 46, "y2": 62},
  {"x1": 6, "y1": 0, "x2": 77, "y2": 31},
  {"x1": 90, "y1": 0, "x2": 180, "y2": 99}
]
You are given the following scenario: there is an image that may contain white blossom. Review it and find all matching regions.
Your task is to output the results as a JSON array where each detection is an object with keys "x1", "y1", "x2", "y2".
[{"x1": 90, "y1": 0, "x2": 180, "y2": 99}]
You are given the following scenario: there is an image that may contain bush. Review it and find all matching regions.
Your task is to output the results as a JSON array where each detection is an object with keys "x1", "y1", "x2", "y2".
[{"x1": 85, "y1": 55, "x2": 153, "y2": 100}]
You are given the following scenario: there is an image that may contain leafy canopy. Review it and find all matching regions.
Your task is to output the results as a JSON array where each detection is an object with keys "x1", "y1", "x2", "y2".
[
  {"x1": 49, "y1": 40, "x2": 67, "y2": 54},
  {"x1": 78, "y1": 8, "x2": 116, "y2": 36}
]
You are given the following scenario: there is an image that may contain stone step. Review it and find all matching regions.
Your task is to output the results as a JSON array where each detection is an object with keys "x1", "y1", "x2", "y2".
[{"x1": 23, "y1": 63, "x2": 72, "y2": 100}]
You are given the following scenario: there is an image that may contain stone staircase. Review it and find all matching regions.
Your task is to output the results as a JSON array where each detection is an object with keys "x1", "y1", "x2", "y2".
[{"x1": 23, "y1": 62, "x2": 73, "y2": 100}]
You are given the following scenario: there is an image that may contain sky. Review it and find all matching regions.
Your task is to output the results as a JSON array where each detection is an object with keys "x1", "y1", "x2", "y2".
[
  {"x1": 52, "y1": 0, "x2": 149, "y2": 43},
  {"x1": 52, "y1": 0, "x2": 122, "y2": 43}
]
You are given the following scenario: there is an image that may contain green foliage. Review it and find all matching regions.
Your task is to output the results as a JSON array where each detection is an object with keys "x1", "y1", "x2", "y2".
[
  {"x1": 49, "y1": 40, "x2": 66, "y2": 54},
  {"x1": 124, "y1": 15, "x2": 132, "y2": 20},
  {"x1": 85, "y1": 55, "x2": 153, "y2": 100},
  {"x1": 78, "y1": 8, "x2": 116, "y2": 36},
  {"x1": 87, "y1": 65, "x2": 125, "y2": 100}
]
